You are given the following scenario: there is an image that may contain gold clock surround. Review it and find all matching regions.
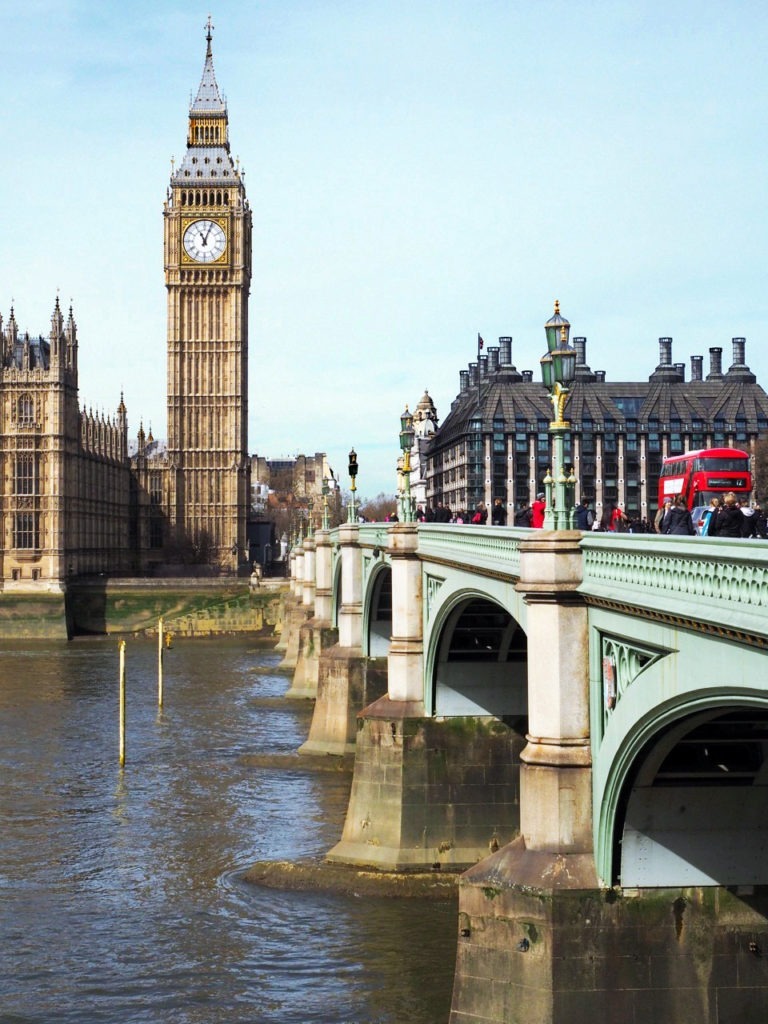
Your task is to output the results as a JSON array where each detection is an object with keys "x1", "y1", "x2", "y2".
[{"x1": 180, "y1": 217, "x2": 229, "y2": 265}]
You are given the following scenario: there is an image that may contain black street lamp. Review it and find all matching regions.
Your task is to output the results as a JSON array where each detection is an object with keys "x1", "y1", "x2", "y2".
[
  {"x1": 540, "y1": 300, "x2": 578, "y2": 529},
  {"x1": 348, "y1": 448, "x2": 359, "y2": 523}
]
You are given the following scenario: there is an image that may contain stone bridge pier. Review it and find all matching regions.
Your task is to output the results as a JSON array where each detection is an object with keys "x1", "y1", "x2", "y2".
[
  {"x1": 278, "y1": 538, "x2": 310, "y2": 673},
  {"x1": 299, "y1": 522, "x2": 387, "y2": 755},
  {"x1": 327, "y1": 522, "x2": 524, "y2": 870},
  {"x1": 287, "y1": 531, "x2": 339, "y2": 701},
  {"x1": 450, "y1": 532, "x2": 600, "y2": 1022}
]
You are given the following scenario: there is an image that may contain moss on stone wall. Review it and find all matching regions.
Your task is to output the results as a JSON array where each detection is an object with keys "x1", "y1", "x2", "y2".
[
  {"x1": 0, "y1": 581, "x2": 286, "y2": 639},
  {"x1": 0, "y1": 594, "x2": 69, "y2": 640},
  {"x1": 68, "y1": 582, "x2": 284, "y2": 637}
]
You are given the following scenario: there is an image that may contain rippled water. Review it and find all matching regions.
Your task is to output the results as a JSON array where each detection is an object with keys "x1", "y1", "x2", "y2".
[{"x1": 0, "y1": 638, "x2": 457, "y2": 1023}]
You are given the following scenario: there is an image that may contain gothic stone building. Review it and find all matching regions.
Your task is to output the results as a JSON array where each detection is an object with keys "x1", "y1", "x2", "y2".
[
  {"x1": 426, "y1": 334, "x2": 768, "y2": 524},
  {"x1": 0, "y1": 301, "x2": 131, "y2": 590},
  {"x1": 134, "y1": 21, "x2": 252, "y2": 574},
  {"x1": 0, "y1": 25, "x2": 252, "y2": 590}
]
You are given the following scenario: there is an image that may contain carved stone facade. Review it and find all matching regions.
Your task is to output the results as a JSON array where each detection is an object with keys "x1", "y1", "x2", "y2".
[
  {"x1": 0, "y1": 301, "x2": 131, "y2": 590},
  {"x1": 0, "y1": 25, "x2": 252, "y2": 589}
]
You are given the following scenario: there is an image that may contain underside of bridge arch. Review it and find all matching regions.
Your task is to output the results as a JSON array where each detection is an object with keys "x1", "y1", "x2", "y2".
[
  {"x1": 432, "y1": 596, "x2": 527, "y2": 717},
  {"x1": 613, "y1": 704, "x2": 768, "y2": 887},
  {"x1": 331, "y1": 560, "x2": 342, "y2": 628},
  {"x1": 365, "y1": 565, "x2": 391, "y2": 657}
]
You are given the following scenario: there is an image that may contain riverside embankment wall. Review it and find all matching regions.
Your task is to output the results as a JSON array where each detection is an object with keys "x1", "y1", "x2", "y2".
[{"x1": 0, "y1": 579, "x2": 286, "y2": 640}]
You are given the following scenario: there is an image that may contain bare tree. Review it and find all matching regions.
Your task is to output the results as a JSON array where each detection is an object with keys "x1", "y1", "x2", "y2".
[{"x1": 359, "y1": 492, "x2": 398, "y2": 523}]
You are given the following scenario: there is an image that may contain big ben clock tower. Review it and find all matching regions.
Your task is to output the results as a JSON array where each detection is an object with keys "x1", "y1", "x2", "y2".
[{"x1": 164, "y1": 18, "x2": 251, "y2": 571}]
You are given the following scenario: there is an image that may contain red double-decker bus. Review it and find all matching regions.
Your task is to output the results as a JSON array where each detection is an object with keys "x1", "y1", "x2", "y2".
[{"x1": 657, "y1": 448, "x2": 752, "y2": 510}]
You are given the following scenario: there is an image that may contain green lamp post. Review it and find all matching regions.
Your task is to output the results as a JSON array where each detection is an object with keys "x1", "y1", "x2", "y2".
[
  {"x1": 540, "y1": 300, "x2": 578, "y2": 530},
  {"x1": 398, "y1": 405, "x2": 416, "y2": 523},
  {"x1": 321, "y1": 476, "x2": 330, "y2": 530}
]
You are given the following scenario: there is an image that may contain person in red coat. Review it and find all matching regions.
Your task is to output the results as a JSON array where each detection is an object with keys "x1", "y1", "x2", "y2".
[{"x1": 531, "y1": 493, "x2": 546, "y2": 528}]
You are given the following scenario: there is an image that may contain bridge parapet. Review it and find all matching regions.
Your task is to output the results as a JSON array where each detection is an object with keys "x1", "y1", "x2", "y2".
[
  {"x1": 580, "y1": 534, "x2": 768, "y2": 643},
  {"x1": 357, "y1": 523, "x2": 390, "y2": 551},
  {"x1": 416, "y1": 523, "x2": 523, "y2": 578}
]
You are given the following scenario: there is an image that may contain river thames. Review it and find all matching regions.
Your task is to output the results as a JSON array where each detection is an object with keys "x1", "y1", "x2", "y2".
[{"x1": 0, "y1": 638, "x2": 457, "y2": 1023}]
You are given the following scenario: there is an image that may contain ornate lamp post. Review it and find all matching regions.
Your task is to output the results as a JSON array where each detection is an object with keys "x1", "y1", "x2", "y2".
[
  {"x1": 321, "y1": 476, "x2": 330, "y2": 530},
  {"x1": 398, "y1": 405, "x2": 416, "y2": 523},
  {"x1": 347, "y1": 448, "x2": 359, "y2": 523},
  {"x1": 307, "y1": 495, "x2": 315, "y2": 538},
  {"x1": 540, "y1": 300, "x2": 578, "y2": 530}
]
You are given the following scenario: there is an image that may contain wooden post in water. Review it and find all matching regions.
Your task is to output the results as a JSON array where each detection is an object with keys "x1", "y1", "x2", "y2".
[
  {"x1": 119, "y1": 640, "x2": 126, "y2": 768},
  {"x1": 158, "y1": 617, "x2": 164, "y2": 708}
]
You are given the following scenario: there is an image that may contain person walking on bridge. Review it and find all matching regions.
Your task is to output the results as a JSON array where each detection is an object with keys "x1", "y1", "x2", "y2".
[
  {"x1": 574, "y1": 499, "x2": 594, "y2": 531},
  {"x1": 531, "y1": 493, "x2": 546, "y2": 528},
  {"x1": 654, "y1": 499, "x2": 672, "y2": 533},
  {"x1": 514, "y1": 501, "x2": 532, "y2": 527},
  {"x1": 710, "y1": 492, "x2": 743, "y2": 538},
  {"x1": 662, "y1": 495, "x2": 695, "y2": 535}
]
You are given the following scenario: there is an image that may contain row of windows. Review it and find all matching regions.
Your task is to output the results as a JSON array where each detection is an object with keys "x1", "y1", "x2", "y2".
[
  {"x1": 179, "y1": 190, "x2": 230, "y2": 206},
  {"x1": 451, "y1": 418, "x2": 759, "y2": 436},
  {"x1": 433, "y1": 432, "x2": 753, "y2": 471},
  {"x1": 191, "y1": 124, "x2": 225, "y2": 144}
]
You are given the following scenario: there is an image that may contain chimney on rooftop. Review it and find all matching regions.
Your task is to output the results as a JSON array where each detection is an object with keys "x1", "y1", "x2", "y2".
[
  {"x1": 659, "y1": 337, "x2": 673, "y2": 365},
  {"x1": 488, "y1": 346, "x2": 499, "y2": 372},
  {"x1": 499, "y1": 337, "x2": 512, "y2": 366},
  {"x1": 732, "y1": 337, "x2": 746, "y2": 366},
  {"x1": 691, "y1": 355, "x2": 703, "y2": 381},
  {"x1": 459, "y1": 369, "x2": 469, "y2": 393},
  {"x1": 707, "y1": 347, "x2": 723, "y2": 379}
]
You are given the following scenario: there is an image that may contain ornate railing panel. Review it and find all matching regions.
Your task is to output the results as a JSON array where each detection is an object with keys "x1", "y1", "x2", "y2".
[
  {"x1": 416, "y1": 524, "x2": 522, "y2": 580},
  {"x1": 580, "y1": 534, "x2": 768, "y2": 642}
]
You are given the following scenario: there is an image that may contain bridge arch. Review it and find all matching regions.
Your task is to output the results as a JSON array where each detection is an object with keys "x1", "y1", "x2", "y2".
[
  {"x1": 363, "y1": 563, "x2": 391, "y2": 657},
  {"x1": 599, "y1": 690, "x2": 768, "y2": 887},
  {"x1": 426, "y1": 589, "x2": 528, "y2": 717}
]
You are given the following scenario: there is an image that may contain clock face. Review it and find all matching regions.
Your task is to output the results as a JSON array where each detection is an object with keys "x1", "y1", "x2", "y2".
[{"x1": 183, "y1": 219, "x2": 226, "y2": 263}]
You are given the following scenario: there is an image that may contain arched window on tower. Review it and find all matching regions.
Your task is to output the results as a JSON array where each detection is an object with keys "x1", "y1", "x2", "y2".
[{"x1": 18, "y1": 395, "x2": 34, "y2": 426}]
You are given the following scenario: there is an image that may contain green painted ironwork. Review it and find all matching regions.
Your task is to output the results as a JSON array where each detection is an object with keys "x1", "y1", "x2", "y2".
[{"x1": 327, "y1": 525, "x2": 768, "y2": 885}]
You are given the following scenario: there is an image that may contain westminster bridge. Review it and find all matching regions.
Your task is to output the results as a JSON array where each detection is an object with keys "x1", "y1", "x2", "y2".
[{"x1": 281, "y1": 523, "x2": 768, "y2": 1024}]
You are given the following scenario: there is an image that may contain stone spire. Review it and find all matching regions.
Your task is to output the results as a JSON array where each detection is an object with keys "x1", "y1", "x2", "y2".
[
  {"x1": 174, "y1": 17, "x2": 235, "y2": 183},
  {"x1": 50, "y1": 295, "x2": 64, "y2": 339},
  {"x1": 65, "y1": 303, "x2": 78, "y2": 375},
  {"x1": 191, "y1": 16, "x2": 226, "y2": 114}
]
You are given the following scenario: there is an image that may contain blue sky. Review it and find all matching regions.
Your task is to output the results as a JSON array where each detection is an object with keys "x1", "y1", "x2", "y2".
[{"x1": 4, "y1": 0, "x2": 767, "y2": 496}]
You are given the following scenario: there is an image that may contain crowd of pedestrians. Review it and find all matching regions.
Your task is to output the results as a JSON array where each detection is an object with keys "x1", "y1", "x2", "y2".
[
  {"x1": 677, "y1": 493, "x2": 766, "y2": 538},
  {"x1": 397, "y1": 493, "x2": 767, "y2": 539}
]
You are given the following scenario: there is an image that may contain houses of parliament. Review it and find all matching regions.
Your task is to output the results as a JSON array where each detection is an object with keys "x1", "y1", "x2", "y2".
[
  {"x1": 1, "y1": 23, "x2": 252, "y2": 591},
  {"x1": 3, "y1": 24, "x2": 767, "y2": 594}
]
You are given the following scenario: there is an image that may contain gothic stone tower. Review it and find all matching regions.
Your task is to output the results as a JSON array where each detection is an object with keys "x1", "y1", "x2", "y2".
[
  {"x1": 0, "y1": 300, "x2": 130, "y2": 589},
  {"x1": 164, "y1": 20, "x2": 251, "y2": 571}
]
